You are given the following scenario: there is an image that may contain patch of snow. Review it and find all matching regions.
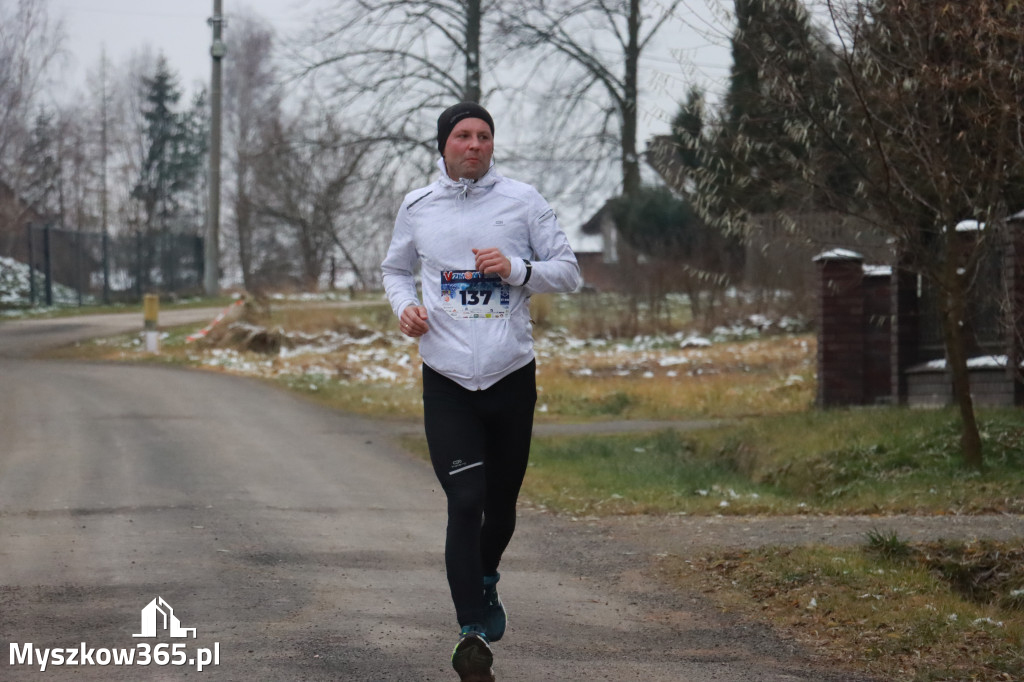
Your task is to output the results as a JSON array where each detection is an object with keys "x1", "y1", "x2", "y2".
[
  {"x1": 747, "y1": 314, "x2": 770, "y2": 328},
  {"x1": 0, "y1": 255, "x2": 92, "y2": 307},
  {"x1": 359, "y1": 365, "x2": 400, "y2": 382},
  {"x1": 922, "y1": 355, "x2": 1014, "y2": 370},
  {"x1": 972, "y1": 617, "x2": 1003, "y2": 628},
  {"x1": 270, "y1": 291, "x2": 352, "y2": 302},
  {"x1": 955, "y1": 220, "x2": 985, "y2": 232},
  {"x1": 813, "y1": 248, "x2": 862, "y2": 262}
]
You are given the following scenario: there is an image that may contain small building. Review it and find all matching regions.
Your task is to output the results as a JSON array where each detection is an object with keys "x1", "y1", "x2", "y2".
[{"x1": 576, "y1": 200, "x2": 626, "y2": 292}]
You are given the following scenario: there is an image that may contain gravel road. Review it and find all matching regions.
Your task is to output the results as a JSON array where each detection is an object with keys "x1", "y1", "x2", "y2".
[{"x1": 4, "y1": 310, "x2": 1013, "y2": 681}]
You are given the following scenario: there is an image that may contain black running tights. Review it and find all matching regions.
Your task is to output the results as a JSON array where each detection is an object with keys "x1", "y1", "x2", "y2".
[{"x1": 422, "y1": 361, "x2": 536, "y2": 627}]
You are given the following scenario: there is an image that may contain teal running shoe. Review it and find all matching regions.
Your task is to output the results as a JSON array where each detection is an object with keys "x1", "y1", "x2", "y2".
[
  {"x1": 451, "y1": 624, "x2": 494, "y2": 682},
  {"x1": 482, "y1": 573, "x2": 507, "y2": 642}
]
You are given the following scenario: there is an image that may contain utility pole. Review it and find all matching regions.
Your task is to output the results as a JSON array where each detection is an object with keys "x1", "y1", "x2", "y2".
[
  {"x1": 204, "y1": 0, "x2": 225, "y2": 297},
  {"x1": 100, "y1": 46, "x2": 111, "y2": 304}
]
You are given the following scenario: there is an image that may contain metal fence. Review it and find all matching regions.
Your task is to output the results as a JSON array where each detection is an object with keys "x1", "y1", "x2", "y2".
[
  {"x1": 916, "y1": 242, "x2": 1006, "y2": 360},
  {"x1": 25, "y1": 224, "x2": 204, "y2": 306}
]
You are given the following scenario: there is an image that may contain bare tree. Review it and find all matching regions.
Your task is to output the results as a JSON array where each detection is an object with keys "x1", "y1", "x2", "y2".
[
  {"x1": 250, "y1": 105, "x2": 375, "y2": 291},
  {"x1": 224, "y1": 12, "x2": 282, "y2": 292},
  {"x1": 55, "y1": 108, "x2": 92, "y2": 232},
  {"x1": 714, "y1": 0, "x2": 1024, "y2": 468},
  {"x1": 84, "y1": 48, "x2": 114, "y2": 237},
  {"x1": 498, "y1": 0, "x2": 682, "y2": 201},
  {"x1": 0, "y1": 0, "x2": 63, "y2": 168},
  {"x1": 0, "y1": 0, "x2": 64, "y2": 254},
  {"x1": 298, "y1": 0, "x2": 488, "y2": 156},
  {"x1": 110, "y1": 49, "x2": 160, "y2": 236}
]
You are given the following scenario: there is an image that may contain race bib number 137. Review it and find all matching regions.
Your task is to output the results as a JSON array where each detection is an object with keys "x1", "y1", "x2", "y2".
[{"x1": 440, "y1": 270, "x2": 511, "y2": 319}]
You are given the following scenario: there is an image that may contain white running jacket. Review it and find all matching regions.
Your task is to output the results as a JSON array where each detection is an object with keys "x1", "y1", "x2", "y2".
[{"x1": 382, "y1": 160, "x2": 580, "y2": 390}]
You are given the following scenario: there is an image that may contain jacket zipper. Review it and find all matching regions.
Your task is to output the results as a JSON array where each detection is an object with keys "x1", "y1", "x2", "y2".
[{"x1": 462, "y1": 190, "x2": 483, "y2": 389}]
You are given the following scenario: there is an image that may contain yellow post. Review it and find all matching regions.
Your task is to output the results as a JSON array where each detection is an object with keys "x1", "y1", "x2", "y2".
[{"x1": 143, "y1": 294, "x2": 159, "y2": 353}]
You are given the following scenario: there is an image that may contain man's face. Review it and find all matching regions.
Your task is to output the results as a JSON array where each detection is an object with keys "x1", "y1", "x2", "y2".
[{"x1": 443, "y1": 117, "x2": 493, "y2": 181}]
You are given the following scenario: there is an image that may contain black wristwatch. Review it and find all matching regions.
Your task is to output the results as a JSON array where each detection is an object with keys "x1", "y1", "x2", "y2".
[{"x1": 522, "y1": 259, "x2": 532, "y2": 285}]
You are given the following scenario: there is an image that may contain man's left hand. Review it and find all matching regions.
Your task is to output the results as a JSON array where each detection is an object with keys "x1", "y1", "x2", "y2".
[{"x1": 472, "y1": 247, "x2": 512, "y2": 279}]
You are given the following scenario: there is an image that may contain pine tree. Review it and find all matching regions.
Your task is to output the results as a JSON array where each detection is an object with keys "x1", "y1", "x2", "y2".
[
  {"x1": 671, "y1": 86, "x2": 705, "y2": 176},
  {"x1": 20, "y1": 107, "x2": 62, "y2": 221},
  {"x1": 132, "y1": 57, "x2": 206, "y2": 236},
  {"x1": 718, "y1": 0, "x2": 835, "y2": 215}
]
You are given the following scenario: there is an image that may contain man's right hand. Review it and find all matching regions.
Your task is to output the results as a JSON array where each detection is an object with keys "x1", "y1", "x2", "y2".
[{"x1": 399, "y1": 305, "x2": 429, "y2": 338}]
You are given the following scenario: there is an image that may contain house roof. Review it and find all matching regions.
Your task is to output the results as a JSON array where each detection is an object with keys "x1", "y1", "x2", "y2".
[
  {"x1": 580, "y1": 200, "x2": 614, "y2": 236},
  {"x1": 644, "y1": 135, "x2": 688, "y2": 194}
]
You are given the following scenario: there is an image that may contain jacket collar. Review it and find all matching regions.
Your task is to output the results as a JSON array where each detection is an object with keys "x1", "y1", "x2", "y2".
[{"x1": 436, "y1": 158, "x2": 500, "y2": 196}]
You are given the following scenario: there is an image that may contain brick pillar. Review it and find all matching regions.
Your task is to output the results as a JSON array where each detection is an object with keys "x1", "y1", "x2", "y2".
[
  {"x1": 1008, "y1": 216, "x2": 1024, "y2": 405},
  {"x1": 814, "y1": 250, "x2": 866, "y2": 406}
]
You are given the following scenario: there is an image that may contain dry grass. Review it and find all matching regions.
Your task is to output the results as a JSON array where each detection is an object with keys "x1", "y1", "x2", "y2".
[
  {"x1": 661, "y1": 540, "x2": 1024, "y2": 681},
  {"x1": 536, "y1": 335, "x2": 815, "y2": 420}
]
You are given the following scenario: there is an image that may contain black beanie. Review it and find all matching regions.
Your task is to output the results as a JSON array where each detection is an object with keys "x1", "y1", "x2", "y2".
[{"x1": 437, "y1": 102, "x2": 494, "y2": 155}]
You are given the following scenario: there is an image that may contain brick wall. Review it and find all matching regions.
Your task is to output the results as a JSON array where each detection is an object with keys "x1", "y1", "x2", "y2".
[{"x1": 817, "y1": 223, "x2": 1024, "y2": 408}]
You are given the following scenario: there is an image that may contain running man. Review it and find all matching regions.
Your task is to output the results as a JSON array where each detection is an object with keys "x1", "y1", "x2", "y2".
[{"x1": 381, "y1": 102, "x2": 580, "y2": 681}]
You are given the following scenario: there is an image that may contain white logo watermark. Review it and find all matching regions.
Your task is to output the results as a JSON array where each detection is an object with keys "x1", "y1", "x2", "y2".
[
  {"x1": 134, "y1": 596, "x2": 197, "y2": 638},
  {"x1": 8, "y1": 596, "x2": 220, "y2": 672}
]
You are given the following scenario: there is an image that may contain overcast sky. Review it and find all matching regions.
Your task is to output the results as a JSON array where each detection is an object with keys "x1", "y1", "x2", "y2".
[
  {"x1": 53, "y1": 0, "x2": 733, "y2": 124},
  {"x1": 53, "y1": 0, "x2": 309, "y2": 91}
]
